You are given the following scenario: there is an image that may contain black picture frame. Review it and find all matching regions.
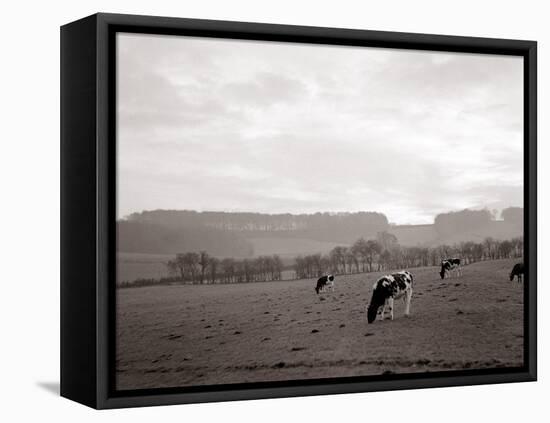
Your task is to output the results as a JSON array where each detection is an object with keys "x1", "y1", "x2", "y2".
[{"x1": 60, "y1": 12, "x2": 537, "y2": 409}]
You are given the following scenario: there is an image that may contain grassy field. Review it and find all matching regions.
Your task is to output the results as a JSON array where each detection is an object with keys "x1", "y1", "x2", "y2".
[
  {"x1": 117, "y1": 252, "x2": 174, "y2": 282},
  {"x1": 116, "y1": 258, "x2": 524, "y2": 390},
  {"x1": 117, "y1": 252, "x2": 297, "y2": 283}
]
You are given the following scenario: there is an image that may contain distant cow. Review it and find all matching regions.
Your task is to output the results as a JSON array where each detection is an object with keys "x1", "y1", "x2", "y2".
[
  {"x1": 440, "y1": 258, "x2": 461, "y2": 279},
  {"x1": 366, "y1": 271, "x2": 413, "y2": 323},
  {"x1": 315, "y1": 274, "x2": 335, "y2": 294},
  {"x1": 510, "y1": 263, "x2": 524, "y2": 283}
]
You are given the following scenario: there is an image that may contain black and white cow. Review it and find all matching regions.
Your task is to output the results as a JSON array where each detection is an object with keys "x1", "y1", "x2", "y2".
[
  {"x1": 440, "y1": 258, "x2": 461, "y2": 279},
  {"x1": 510, "y1": 263, "x2": 524, "y2": 283},
  {"x1": 366, "y1": 271, "x2": 413, "y2": 323},
  {"x1": 315, "y1": 274, "x2": 335, "y2": 294}
]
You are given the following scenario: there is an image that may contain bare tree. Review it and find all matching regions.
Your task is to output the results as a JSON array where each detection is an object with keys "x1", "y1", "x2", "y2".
[
  {"x1": 272, "y1": 255, "x2": 283, "y2": 280},
  {"x1": 198, "y1": 251, "x2": 210, "y2": 284},
  {"x1": 208, "y1": 257, "x2": 219, "y2": 283},
  {"x1": 376, "y1": 231, "x2": 398, "y2": 251},
  {"x1": 184, "y1": 252, "x2": 200, "y2": 283},
  {"x1": 351, "y1": 238, "x2": 369, "y2": 272},
  {"x1": 365, "y1": 239, "x2": 382, "y2": 272},
  {"x1": 330, "y1": 246, "x2": 347, "y2": 274},
  {"x1": 166, "y1": 254, "x2": 183, "y2": 280},
  {"x1": 379, "y1": 250, "x2": 391, "y2": 271},
  {"x1": 221, "y1": 258, "x2": 235, "y2": 283}
]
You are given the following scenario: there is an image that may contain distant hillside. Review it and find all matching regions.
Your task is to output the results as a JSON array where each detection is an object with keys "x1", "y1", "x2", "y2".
[
  {"x1": 120, "y1": 210, "x2": 389, "y2": 256},
  {"x1": 125, "y1": 210, "x2": 389, "y2": 243},
  {"x1": 247, "y1": 236, "x2": 346, "y2": 258},
  {"x1": 117, "y1": 221, "x2": 253, "y2": 257},
  {"x1": 389, "y1": 208, "x2": 523, "y2": 247},
  {"x1": 388, "y1": 224, "x2": 437, "y2": 246},
  {"x1": 118, "y1": 207, "x2": 523, "y2": 256}
]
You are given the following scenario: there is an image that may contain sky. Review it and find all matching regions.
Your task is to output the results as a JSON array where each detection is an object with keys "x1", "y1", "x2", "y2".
[{"x1": 117, "y1": 33, "x2": 523, "y2": 224}]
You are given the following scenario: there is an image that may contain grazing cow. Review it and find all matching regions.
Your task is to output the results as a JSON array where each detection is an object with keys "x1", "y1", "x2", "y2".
[
  {"x1": 366, "y1": 271, "x2": 413, "y2": 323},
  {"x1": 510, "y1": 263, "x2": 524, "y2": 283},
  {"x1": 315, "y1": 274, "x2": 335, "y2": 294},
  {"x1": 440, "y1": 258, "x2": 461, "y2": 279}
]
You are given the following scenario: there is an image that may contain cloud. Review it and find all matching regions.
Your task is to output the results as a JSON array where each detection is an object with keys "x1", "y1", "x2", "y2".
[
  {"x1": 221, "y1": 71, "x2": 310, "y2": 109},
  {"x1": 116, "y1": 34, "x2": 523, "y2": 224}
]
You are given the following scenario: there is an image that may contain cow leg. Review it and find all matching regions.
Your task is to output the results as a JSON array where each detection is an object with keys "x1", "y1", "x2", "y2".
[
  {"x1": 379, "y1": 304, "x2": 386, "y2": 321},
  {"x1": 404, "y1": 288, "x2": 412, "y2": 317},
  {"x1": 388, "y1": 298, "x2": 394, "y2": 320}
]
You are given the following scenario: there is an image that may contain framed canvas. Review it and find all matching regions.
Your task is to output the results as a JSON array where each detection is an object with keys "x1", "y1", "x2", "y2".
[{"x1": 60, "y1": 13, "x2": 537, "y2": 409}]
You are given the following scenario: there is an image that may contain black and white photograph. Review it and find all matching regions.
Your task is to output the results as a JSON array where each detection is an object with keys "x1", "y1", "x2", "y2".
[
  {"x1": 2, "y1": 0, "x2": 546, "y2": 419},
  {"x1": 115, "y1": 32, "x2": 526, "y2": 391}
]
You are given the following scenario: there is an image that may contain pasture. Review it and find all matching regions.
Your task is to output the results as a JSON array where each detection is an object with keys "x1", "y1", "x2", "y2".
[
  {"x1": 117, "y1": 251, "x2": 298, "y2": 283},
  {"x1": 116, "y1": 258, "x2": 524, "y2": 390},
  {"x1": 117, "y1": 252, "x2": 173, "y2": 282}
]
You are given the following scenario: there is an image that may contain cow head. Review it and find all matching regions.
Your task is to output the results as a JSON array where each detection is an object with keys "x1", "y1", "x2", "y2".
[
  {"x1": 439, "y1": 264, "x2": 446, "y2": 279},
  {"x1": 368, "y1": 278, "x2": 392, "y2": 323},
  {"x1": 509, "y1": 272, "x2": 514, "y2": 282},
  {"x1": 367, "y1": 303, "x2": 380, "y2": 323}
]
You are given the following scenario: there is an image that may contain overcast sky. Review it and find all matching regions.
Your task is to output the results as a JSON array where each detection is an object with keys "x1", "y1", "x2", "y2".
[{"x1": 117, "y1": 33, "x2": 523, "y2": 224}]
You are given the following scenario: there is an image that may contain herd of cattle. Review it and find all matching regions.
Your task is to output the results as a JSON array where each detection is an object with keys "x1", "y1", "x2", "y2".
[{"x1": 314, "y1": 259, "x2": 525, "y2": 324}]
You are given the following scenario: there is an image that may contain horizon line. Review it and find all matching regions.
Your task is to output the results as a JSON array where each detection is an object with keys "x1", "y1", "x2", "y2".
[{"x1": 118, "y1": 205, "x2": 523, "y2": 226}]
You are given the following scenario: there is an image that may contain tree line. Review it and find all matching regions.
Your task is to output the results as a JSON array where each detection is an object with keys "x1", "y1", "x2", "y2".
[
  {"x1": 118, "y1": 233, "x2": 523, "y2": 288},
  {"x1": 165, "y1": 251, "x2": 284, "y2": 284},
  {"x1": 124, "y1": 208, "x2": 522, "y2": 236},
  {"x1": 124, "y1": 209, "x2": 389, "y2": 243},
  {"x1": 119, "y1": 208, "x2": 523, "y2": 259},
  {"x1": 293, "y1": 232, "x2": 524, "y2": 279},
  {"x1": 126, "y1": 209, "x2": 388, "y2": 233}
]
